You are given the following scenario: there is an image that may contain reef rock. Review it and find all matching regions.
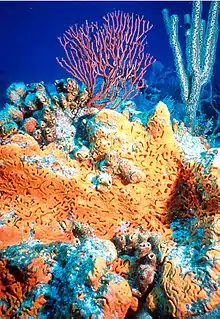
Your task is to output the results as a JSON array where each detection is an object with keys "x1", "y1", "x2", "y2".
[{"x1": 0, "y1": 238, "x2": 132, "y2": 318}]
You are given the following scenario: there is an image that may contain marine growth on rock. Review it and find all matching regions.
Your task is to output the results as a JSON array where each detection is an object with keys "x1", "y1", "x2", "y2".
[{"x1": 0, "y1": 79, "x2": 219, "y2": 319}]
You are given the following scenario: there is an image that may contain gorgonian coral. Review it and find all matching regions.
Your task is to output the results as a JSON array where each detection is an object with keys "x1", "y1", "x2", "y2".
[{"x1": 57, "y1": 11, "x2": 155, "y2": 108}]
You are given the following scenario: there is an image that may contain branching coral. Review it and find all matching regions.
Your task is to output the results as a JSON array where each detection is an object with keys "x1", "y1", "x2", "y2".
[
  {"x1": 163, "y1": 1, "x2": 220, "y2": 129},
  {"x1": 57, "y1": 11, "x2": 155, "y2": 108}
]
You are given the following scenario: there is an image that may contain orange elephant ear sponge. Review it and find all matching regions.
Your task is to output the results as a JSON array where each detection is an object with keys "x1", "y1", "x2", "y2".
[
  {"x1": 0, "y1": 97, "x2": 219, "y2": 319},
  {"x1": 0, "y1": 101, "x2": 182, "y2": 246}
]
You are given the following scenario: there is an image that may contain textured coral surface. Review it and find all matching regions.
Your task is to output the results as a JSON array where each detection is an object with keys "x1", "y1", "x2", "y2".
[
  {"x1": 0, "y1": 103, "x2": 182, "y2": 244},
  {"x1": 0, "y1": 101, "x2": 219, "y2": 318},
  {"x1": 0, "y1": 238, "x2": 132, "y2": 318}
]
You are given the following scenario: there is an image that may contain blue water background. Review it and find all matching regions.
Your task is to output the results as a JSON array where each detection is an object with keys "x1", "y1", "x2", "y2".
[{"x1": 0, "y1": 1, "x2": 219, "y2": 83}]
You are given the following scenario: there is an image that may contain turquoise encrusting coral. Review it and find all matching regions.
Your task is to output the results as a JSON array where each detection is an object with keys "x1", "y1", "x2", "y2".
[{"x1": 0, "y1": 3, "x2": 219, "y2": 319}]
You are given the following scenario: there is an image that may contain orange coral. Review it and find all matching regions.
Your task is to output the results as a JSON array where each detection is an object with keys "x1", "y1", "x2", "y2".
[
  {"x1": 0, "y1": 102, "x2": 219, "y2": 317},
  {"x1": 26, "y1": 257, "x2": 52, "y2": 290},
  {"x1": 111, "y1": 258, "x2": 130, "y2": 279},
  {"x1": 0, "y1": 256, "x2": 50, "y2": 317},
  {"x1": 0, "y1": 102, "x2": 184, "y2": 247},
  {"x1": 146, "y1": 257, "x2": 219, "y2": 318},
  {"x1": 0, "y1": 259, "x2": 23, "y2": 315},
  {"x1": 101, "y1": 280, "x2": 132, "y2": 319},
  {"x1": 87, "y1": 256, "x2": 107, "y2": 290},
  {"x1": 0, "y1": 103, "x2": 218, "y2": 247}
]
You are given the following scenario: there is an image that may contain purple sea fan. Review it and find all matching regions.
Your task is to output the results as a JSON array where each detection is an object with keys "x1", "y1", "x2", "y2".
[{"x1": 57, "y1": 11, "x2": 155, "y2": 109}]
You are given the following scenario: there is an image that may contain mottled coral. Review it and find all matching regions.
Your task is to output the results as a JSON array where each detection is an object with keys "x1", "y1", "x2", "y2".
[
  {"x1": 146, "y1": 255, "x2": 220, "y2": 318},
  {"x1": 0, "y1": 238, "x2": 132, "y2": 318},
  {"x1": 54, "y1": 78, "x2": 90, "y2": 116},
  {"x1": 0, "y1": 253, "x2": 50, "y2": 318},
  {"x1": 0, "y1": 78, "x2": 91, "y2": 149},
  {"x1": 0, "y1": 81, "x2": 57, "y2": 146},
  {"x1": 145, "y1": 201, "x2": 220, "y2": 318}
]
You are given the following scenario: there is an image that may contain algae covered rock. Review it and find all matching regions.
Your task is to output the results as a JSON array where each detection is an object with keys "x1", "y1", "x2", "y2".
[{"x1": 0, "y1": 238, "x2": 132, "y2": 318}]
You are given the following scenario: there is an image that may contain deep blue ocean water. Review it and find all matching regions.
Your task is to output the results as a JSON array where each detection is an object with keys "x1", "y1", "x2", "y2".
[
  {"x1": 0, "y1": 1, "x2": 219, "y2": 83},
  {"x1": 0, "y1": 1, "x2": 219, "y2": 144}
]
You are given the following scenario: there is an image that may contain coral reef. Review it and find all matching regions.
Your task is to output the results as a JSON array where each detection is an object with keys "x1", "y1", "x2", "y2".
[
  {"x1": 0, "y1": 79, "x2": 92, "y2": 152},
  {"x1": 0, "y1": 100, "x2": 184, "y2": 243},
  {"x1": 0, "y1": 81, "x2": 219, "y2": 318}
]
